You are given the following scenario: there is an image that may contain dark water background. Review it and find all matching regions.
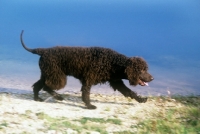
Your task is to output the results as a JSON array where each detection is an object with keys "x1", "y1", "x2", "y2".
[{"x1": 0, "y1": 1, "x2": 200, "y2": 96}]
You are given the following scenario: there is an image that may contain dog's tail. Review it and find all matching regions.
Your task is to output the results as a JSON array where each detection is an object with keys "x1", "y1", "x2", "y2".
[{"x1": 20, "y1": 30, "x2": 44, "y2": 55}]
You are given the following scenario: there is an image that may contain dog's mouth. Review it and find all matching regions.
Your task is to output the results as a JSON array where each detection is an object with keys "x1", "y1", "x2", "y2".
[{"x1": 138, "y1": 79, "x2": 148, "y2": 86}]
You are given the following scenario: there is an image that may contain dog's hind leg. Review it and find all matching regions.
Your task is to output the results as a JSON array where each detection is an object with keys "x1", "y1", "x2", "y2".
[
  {"x1": 81, "y1": 84, "x2": 96, "y2": 109},
  {"x1": 32, "y1": 79, "x2": 45, "y2": 101},
  {"x1": 43, "y1": 85, "x2": 64, "y2": 101},
  {"x1": 33, "y1": 80, "x2": 64, "y2": 101},
  {"x1": 109, "y1": 79, "x2": 147, "y2": 103}
]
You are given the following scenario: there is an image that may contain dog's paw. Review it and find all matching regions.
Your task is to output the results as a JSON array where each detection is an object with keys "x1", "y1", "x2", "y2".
[
  {"x1": 86, "y1": 104, "x2": 97, "y2": 109},
  {"x1": 137, "y1": 97, "x2": 148, "y2": 103},
  {"x1": 54, "y1": 95, "x2": 64, "y2": 101},
  {"x1": 34, "y1": 97, "x2": 43, "y2": 102}
]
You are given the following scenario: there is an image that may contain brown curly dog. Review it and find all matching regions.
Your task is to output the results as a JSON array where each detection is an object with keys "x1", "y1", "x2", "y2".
[{"x1": 20, "y1": 30, "x2": 153, "y2": 109}]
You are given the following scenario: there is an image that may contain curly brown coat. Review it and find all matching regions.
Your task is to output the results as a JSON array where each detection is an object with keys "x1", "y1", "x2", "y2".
[{"x1": 20, "y1": 30, "x2": 153, "y2": 109}]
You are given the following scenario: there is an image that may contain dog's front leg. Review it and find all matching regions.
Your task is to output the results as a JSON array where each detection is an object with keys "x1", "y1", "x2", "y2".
[
  {"x1": 109, "y1": 79, "x2": 147, "y2": 103},
  {"x1": 81, "y1": 85, "x2": 96, "y2": 109}
]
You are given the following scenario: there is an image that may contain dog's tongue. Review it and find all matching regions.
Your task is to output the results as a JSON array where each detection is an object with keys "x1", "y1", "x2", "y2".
[{"x1": 144, "y1": 82, "x2": 148, "y2": 86}]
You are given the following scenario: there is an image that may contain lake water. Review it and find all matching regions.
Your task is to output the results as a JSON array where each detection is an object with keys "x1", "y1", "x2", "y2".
[{"x1": 0, "y1": 1, "x2": 200, "y2": 96}]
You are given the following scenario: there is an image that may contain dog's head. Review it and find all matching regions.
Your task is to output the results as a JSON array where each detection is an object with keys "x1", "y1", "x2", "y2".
[{"x1": 125, "y1": 57, "x2": 153, "y2": 86}]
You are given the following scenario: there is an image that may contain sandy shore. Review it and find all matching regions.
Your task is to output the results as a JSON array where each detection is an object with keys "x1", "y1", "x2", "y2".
[{"x1": 0, "y1": 91, "x2": 183, "y2": 134}]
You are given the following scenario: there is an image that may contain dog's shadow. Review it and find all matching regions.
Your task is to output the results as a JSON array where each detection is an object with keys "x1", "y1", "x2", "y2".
[
  {"x1": 0, "y1": 87, "x2": 136, "y2": 109},
  {"x1": 38, "y1": 92, "x2": 137, "y2": 109}
]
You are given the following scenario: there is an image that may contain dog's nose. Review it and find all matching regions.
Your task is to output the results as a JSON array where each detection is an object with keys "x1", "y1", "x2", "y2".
[{"x1": 151, "y1": 77, "x2": 154, "y2": 80}]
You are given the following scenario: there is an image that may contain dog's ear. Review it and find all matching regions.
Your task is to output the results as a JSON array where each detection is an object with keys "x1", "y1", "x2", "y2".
[{"x1": 125, "y1": 57, "x2": 148, "y2": 85}]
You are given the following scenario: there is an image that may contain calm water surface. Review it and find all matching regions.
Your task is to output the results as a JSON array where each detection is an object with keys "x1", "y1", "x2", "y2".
[{"x1": 0, "y1": 1, "x2": 200, "y2": 96}]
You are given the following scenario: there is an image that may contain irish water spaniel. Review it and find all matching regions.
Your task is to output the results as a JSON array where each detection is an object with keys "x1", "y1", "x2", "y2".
[{"x1": 20, "y1": 30, "x2": 153, "y2": 109}]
